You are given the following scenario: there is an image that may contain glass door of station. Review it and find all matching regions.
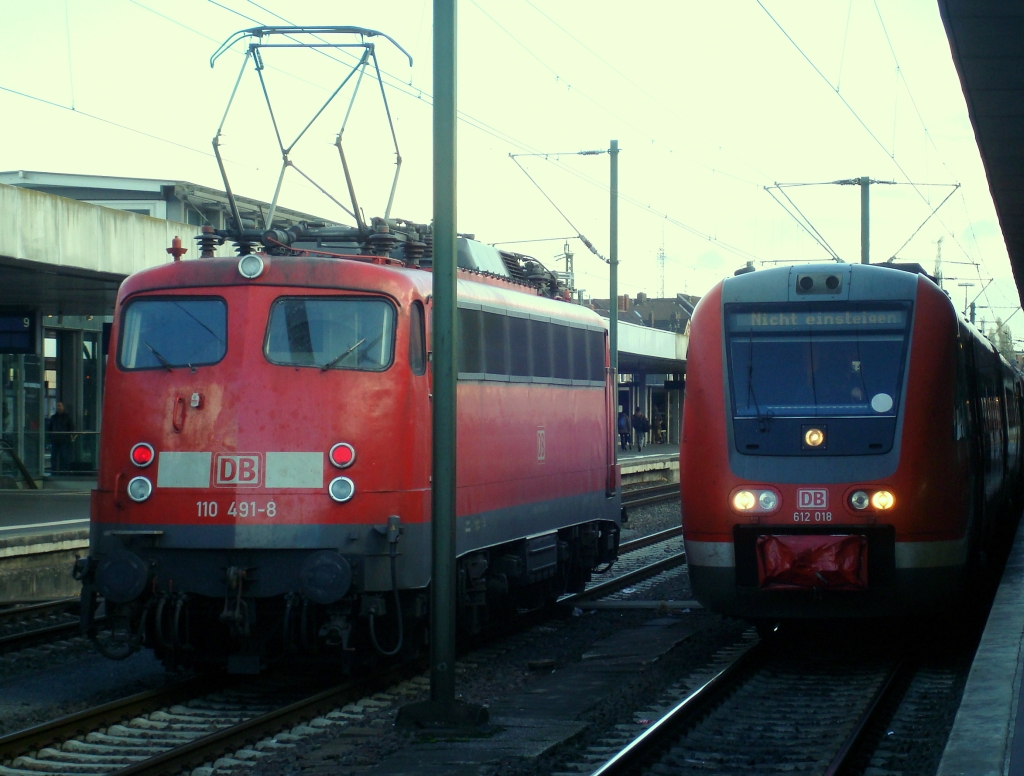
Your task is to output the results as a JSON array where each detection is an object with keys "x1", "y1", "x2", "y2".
[
  {"x1": 0, "y1": 327, "x2": 104, "y2": 486},
  {"x1": 0, "y1": 353, "x2": 44, "y2": 483}
]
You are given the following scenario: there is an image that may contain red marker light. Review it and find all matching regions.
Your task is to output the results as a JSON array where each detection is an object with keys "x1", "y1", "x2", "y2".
[
  {"x1": 130, "y1": 443, "x2": 155, "y2": 468},
  {"x1": 329, "y1": 443, "x2": 355, "y2": 469}
]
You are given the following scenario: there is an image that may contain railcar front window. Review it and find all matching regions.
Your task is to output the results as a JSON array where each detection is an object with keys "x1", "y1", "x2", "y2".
[
  {"x1": 726, "y1": 304, "x2": 910, "y2": 418},
  {"x1": 119, "y1": 298, "x2": 227, "y2": 371},
  {"x1": 265, "y1": 297, "x2": 395, "y2": 371}
]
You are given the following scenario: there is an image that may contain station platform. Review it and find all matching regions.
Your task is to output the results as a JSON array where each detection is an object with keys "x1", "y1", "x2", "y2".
[
  {"x1": 0, "y1": 490, "x2": 90, "y2": 602},
  {"x1": 938, "y1": 515, "x2": 1024, "y2": 775},
  {"x1": 618, "y1": 443, "x2": 679, "y2": 486},
  {"x1": 2, "y1": 490, "x2": 91, "y2": 538}
]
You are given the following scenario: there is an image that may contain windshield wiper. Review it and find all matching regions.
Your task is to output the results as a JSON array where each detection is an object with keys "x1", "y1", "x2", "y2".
[
  {"x1": 321, "y1": 338, "x2": 366, "y2": 371},
  {"x1": 144, "y1": 340, "x2": 174, "y2": 372}
]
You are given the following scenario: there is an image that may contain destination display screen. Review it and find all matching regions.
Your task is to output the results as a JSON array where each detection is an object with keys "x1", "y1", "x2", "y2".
[
  {"x1": 0, "y1": 311, "x2": 39, "y2": 355},
  {"x1": 728, "y1": 309, "x2": 907, "y2": 332},
  {"x1": 725, "y1": 302, "x2": 912, "y2": 419}
]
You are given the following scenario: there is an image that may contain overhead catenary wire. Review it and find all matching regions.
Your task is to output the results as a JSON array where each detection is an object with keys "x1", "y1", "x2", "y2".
[
  {"x1": 517, "y1": 0, "x2": 773, "y2": 185},
  {"x1": 0, "y1": 84, "x2": 219, "y2": 159},
  {"x1": 509, "y1": 153, "x2": 608, "y2": 263},
  {"x1": 510, "y1": 151, "x2": 766, "y2": 265},
  {"x1": 888, "y1": 184, "x2": 961, "y2": 260},
  {"x1": 117, "y1": 0, "x2": 775, "y2": 272},
  {"x1": 764, "y1": 184, "x2": 841, "y2": 260},
  {"x1": 121, "y1": 0, "x2": 773, "y2": 270},
  {"x1": 756, "y1": 0, "x2": 988, "y2": 275},
  {"x1": 490, "y1": 236, "x2": 577, "y2": 246}
]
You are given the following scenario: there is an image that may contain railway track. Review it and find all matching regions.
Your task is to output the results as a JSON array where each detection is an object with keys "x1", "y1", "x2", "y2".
[
  {"x1": 0, "y1": 524, "x2": 685, "y2": 776},
  {"x1": 622, "y1": 482, "x2": 679, "y2": 508},
  {"x1": 585, "y1": 625, "x2": 916, "y2": 776},
  {"x1": 0, "y1": 598, "x2": 89, "y2": 655},
  {"x1": 0, "y1": 666, "x2": 419, "y2": 776}
]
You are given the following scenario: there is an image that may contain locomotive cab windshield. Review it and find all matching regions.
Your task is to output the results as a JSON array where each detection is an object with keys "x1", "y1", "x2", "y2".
[
  {"x1": 265, "y1": 297, "x2": 395, "y2": 371},
  {"x1": 119, "y1": 297, "x2": 227, "y2": 371},
  {"x1": 725, "y1": 301, "x2": 912, "y2": 455}
]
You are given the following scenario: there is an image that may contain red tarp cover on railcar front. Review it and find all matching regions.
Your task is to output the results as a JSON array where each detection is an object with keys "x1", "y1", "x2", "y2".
[{"x1": 756, "y1": 534, "x2": 868, "y2": 591}]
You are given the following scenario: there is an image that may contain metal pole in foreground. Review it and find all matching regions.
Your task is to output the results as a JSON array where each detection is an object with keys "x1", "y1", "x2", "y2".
[
  {"x1": 429, "y1": 0, "x2": 458, "y2": 712},
  {"x1": 609, "y1": 140, "x2": 619, "y2": 403},
  {"x1": 860, "y1": 176, "x2": 870, "y2": 264},
  {"x1": 396, "y1": 0, "x2": 485, "y2": 731}
]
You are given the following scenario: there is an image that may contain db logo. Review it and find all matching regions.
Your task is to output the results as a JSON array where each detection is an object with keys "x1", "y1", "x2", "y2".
[
  {"x1": 214, "y1": 454, "x2": 262, "y2": 487},
  {"x1": 797, "y1": 488, "x2": 828, "y2": 509}
]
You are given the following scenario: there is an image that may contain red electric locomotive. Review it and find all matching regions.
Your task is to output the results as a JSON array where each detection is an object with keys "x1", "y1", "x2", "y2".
[
  {"x1": 681, "y1": 262, "x2": 1023, "y2": 619},
  {"x1": 76, "y1": 225, "x2": 621, "y2": 671}
]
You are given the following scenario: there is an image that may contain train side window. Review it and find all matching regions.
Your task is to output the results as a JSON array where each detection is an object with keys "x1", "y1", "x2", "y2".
[
  {"x1": 586, "y1": 329, "x2": 605, "y2": 382},
  {"x1": 509, "y1": 316, "x2": 531, "y2": 377},
  {"x1": 482, "y1": 311, "x2": 508, "y2": 376},
  {"x1": 531, "y1": 320, "x2": 553, "y2": 379},
  {"x1": 458, "y1": 308, "x2": 484, "y2": 375},
  {"x1": 552, "y1": 324, "x2": 572, "y2": 380},
  {"x1": 570, "y1": 327, "x2": 588, "y2": 381},
  {"x1": 409, "y1": 301, "x2": 426, "y2": 375}
]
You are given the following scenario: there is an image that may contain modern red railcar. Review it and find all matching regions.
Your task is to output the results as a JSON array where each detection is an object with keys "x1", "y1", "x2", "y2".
[
  {"x1": 76, "y1": 226, "x2": 621, "y2": 670},
  {"x1": 681, "y1": 263, "x2": 1023, "y2": 619}
]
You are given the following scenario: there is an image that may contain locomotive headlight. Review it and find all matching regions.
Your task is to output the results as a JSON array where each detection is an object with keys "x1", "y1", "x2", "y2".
[
  {"x1": 850, "y1": 491, "x2": 870, "y2": 510},
  {"x1": 871, "y1": 490, "x2": 895, "y2": 510},
  {"x1": 733, "y1": 490, "x2": 756, "y2": 511},
  {"x1": 328, "y1": 476, "x2": 355, "y2": 503},
  {"x1": 238, "y1": 254, "x2": 265, "y2": 279},
  {"x1": 804, "y1": 427, "x2": 825, "y2": 447},
  {"x1": 127, "y1": 476, "x2": 153, "y2": 503},
  {"x1": 758, "y1": 491, "x2": 778, "y2": 510}
]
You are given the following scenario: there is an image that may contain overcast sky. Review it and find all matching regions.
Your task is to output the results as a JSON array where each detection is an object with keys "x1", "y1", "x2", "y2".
[{"x1": 2, "y1": 1, "x2": 1019, "y2": 339}]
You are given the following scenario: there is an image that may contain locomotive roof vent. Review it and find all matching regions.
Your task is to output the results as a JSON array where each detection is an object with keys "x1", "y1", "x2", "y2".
[{"x1": 794, "y1": 271, "x2": 845, "y2": 296}]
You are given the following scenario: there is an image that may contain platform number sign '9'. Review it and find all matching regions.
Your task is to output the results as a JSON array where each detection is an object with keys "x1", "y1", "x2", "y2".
[
  {"x1": 214, "y1": 454, "x2": 262, "y2": 487},
  {"x1": 537, "y1": 428, "x2": 546, "y2": 462}
]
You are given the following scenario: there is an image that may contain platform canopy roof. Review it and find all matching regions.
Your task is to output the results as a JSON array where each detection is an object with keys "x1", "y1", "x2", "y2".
[{"x1": 939, "y1": 1, "x2": 1024, "y2": 300}]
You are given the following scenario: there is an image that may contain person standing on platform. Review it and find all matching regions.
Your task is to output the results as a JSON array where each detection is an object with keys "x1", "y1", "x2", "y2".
[
  {"x1": 618, "y1": 409, "x2": 631, "y2": 451},
  {"x1": 48, "y1": 402, "x2": 75, "y2": 474},
  {"x1": 652, "y1": 414, "x2": 664, "y2": 445},
  {"x1": 632, "y1": 407, "x2": 648, "y2": 452}
]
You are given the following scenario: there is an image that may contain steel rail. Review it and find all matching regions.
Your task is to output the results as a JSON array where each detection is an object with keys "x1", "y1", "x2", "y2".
[
  {"x1": 622, "y1": 483, "x2": 679, "y2": 508},
  {"x1": 620, "y1": 527, "x2": 679, "y2": 554},
  {"x1": 0, "y1": 619, "x2": 88, "y2": 653},
  {"x1": 111, "y1": 664, "x2": 421, "y2": 776},
  {"x1": 588, "y1": 637, "x2": 767, "y2": 776},
  {"x1": 823, "y1": 656, "x2": 914, "y2": 776},
  {"x1": 0, "y1": 673, "x2": 226, "y2": 759},
  {"x1": 567, "y1": 551, "x2": 685, "y2": 603},
  {"x1": 0, "y1": 597, "x2": 79, "y2": 622}
]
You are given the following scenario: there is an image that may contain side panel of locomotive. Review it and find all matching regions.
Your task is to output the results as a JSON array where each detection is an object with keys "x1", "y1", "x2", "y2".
[
  {"x1": 681, "y1": 263, "x2": 1020, "y2": 619},
  {"x1": 453, "y1": 280, "x2": 619, "y2": 561}
]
